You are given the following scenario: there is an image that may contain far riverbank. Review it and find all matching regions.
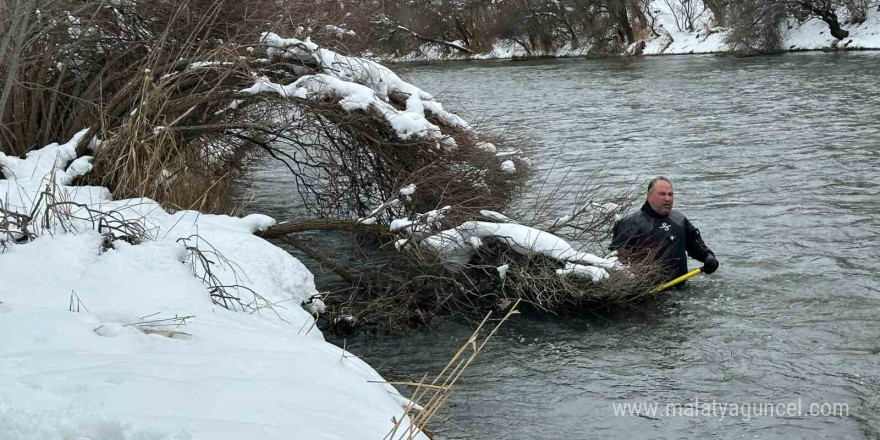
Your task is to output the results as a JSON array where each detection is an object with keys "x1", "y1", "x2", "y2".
[{"x1": 381, "y1": 8, "x2": 880, "y2": 63}]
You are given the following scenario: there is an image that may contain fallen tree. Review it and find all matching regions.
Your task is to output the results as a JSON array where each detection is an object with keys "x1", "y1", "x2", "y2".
[
  {"x1": 258, "y1": 219, "x2": 389, "y2": 238},
  {"x1": 255, "y1": 177, "x2": 667, "y2": 332}
]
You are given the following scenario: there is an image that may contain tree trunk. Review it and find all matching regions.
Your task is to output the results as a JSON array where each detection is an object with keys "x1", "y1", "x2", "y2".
[
  {"x1": 453, "y1": 16, "x2": 473, "y2": 47},
  {"x1": 394, "y1": 25, "x2": 474, "y2": 54},
  {"x1": 256, "y1": 219, "x2": 392, "y2": 286},
  {"x1": 512, "y1": 37, "x2": 533, "y2": 56},
  {"x1": 803, "y1": 1, "x2": 849, "y2": 39},
  {"x1": 703, "y1": 0, "x2": 728, "y2": 27},
  {"x1": 639, "y1": 0, "x2": 661, "y2": 37},
  {"x1": 616, "y1": 6, "x2": 635, "y2": 46},
  {"x1": 632, "y1": 1, "x2": 650, "y2": 30},
  {"x1": 0, "y1": 0, "x2": 34, "y2": 153},
  {"x1": 549, "y1": 4, "x2": 580, "y2": 48},
  {"x1": 562, "y1": 17, "x2": 580, "y2": 48},
  {"x1": 256, "y1": 218, "x2": 388, "y2": 239},
  {"x1": 276, "y1": 236, "x2": 358, "y2": 284}
]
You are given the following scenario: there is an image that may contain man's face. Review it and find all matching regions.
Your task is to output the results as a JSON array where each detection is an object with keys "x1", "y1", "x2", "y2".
[{"x1": 647, "y1": 180, "x2": 674, "y2": 216}]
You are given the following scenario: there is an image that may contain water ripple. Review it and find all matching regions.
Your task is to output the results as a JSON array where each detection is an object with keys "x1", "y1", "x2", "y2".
[{"x1": 245, "y1": 52, "x2": 880, "y2": 439}]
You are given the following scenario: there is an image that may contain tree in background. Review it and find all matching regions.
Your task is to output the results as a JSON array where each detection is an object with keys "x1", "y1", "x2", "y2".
[
  {"x1": 703, "y1": 0, "x2": 731, "y2": 26},
  {"x1": 724, "y1": 0, "x2": 787, "y2": 54},
  {"x1": 786, "y1": 0, "x2": 850, "y2": 39},
  {"x1": 840, "y1": 0, "x2": 874, "y2": 24},
  {"x1": 663, "y1": 0, "x2": 708, "y2": 32},
  {"x1": 370, "y1": 0, "x2": 655, "y2": 55}
]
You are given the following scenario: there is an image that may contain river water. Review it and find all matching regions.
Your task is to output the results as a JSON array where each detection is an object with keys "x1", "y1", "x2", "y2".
[{"x1": 241, "y1": 52, "x2": 880, "y2": 439}]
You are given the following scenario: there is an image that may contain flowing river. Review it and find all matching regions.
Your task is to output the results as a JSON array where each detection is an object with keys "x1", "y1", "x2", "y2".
[{"x1": 239, "y1": 52, "x2": 880, "y2": 439}]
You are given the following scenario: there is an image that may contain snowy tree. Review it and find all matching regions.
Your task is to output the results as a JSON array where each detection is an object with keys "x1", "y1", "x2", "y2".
[{"x1": 789, "y1": 0, "x2": 850, "y2": 39}]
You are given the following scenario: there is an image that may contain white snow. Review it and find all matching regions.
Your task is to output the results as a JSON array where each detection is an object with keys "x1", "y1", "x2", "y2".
[
  {"x1": 187, "y1": 61, "x2": 233, "y2": 70},
  {"x1": 0, "y1": 129, "x2": 111, "y2": 217},
  {"x1": 325, "y1": 25, "x2": 356, "y2": 38},
  {"x1": 244, "y1": 73, "x2": 444, "y2": 140},
  {"x1": 642, "y1": 1, "x2": 880, "y2": 55},
  {"x1": 400, "y1": 183, "x2": 417, "y2": 196},
  {"x1": 302, "y1": 295, "x2": 328, "y2": 314},
  {"x1": 421, "y1": 221, "x2": 619, "y2": 274},
  {"x1": 495, "y1": 149, "x2": 522, "y2": 157},
  {"x1": 361, "y1": 197, "x2": 402, "y2": 222},
  {"x1": 1, "y1": 128, "x2": 83, "y2": 183},
  {"x1": 557, "y1": 262, "x2": 610, "y2": 282},
  {"x1": 500, "y1": 160, "x2": 516, "y2": 174},
  {"x1": 475, "y1": 141, "x2": 497, "y2": 154},
  {"x1": 479, "y1": 210, "x2": 515, "y2": 223},
  {"x1": 391, "y1": 217, "x2": 414, "y2": 232},
  {"x1": 391, "y1": 206, "x2": 450, "y2": 234},
  {"x1": 419, "y1": 206, "x2": 450, "y2": 225},
  {"x1": 785, "y1": 10, "x2": 880, "y2": 51},
  {"x1": 0, "y1": 133, "x2": 426, "y2": 440},
  {"x1": 253, "y1": 32, "x2": 469, "y2": 144},
  {"x1": 260, "y1": 32, "x2": 318, "y2": 57}
]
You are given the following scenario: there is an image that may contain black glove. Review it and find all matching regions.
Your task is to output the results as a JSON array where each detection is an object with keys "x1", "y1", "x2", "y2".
[{"x1": 702, "y1": 253, "x2": 719, "y2": 274}]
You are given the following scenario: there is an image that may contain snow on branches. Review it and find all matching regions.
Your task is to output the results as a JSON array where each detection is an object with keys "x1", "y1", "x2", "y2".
[
  {"x1": 370, "y1": 185, "x2": 621, "y2": 283},
  {"x1": 249, "y1": 32, "x2": 468, "y2": 143}
]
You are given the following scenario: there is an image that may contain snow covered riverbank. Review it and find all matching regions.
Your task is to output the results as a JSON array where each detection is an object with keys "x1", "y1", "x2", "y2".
[
  {"x1": 0, "y1": 132, "x2": 425, "y2": 439},
  {"x1": 642, "y1": 3, "x2": 880, "y2": 55},
  {"x1": 387, "y1": 6, "x2": 880, "y2": 62}
]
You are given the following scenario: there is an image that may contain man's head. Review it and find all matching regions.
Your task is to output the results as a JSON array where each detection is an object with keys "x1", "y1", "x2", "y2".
[{"x1": 647, "y1": 176, "x2": 673, "y2": 216}]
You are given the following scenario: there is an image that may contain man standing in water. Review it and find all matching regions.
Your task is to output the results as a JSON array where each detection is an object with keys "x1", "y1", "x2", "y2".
[{"x1": 610, "y1": 176, "x2": 719, "y2": 283}]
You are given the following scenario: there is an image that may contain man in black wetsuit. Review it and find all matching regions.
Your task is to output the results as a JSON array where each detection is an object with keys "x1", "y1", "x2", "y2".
[{"x1": 609, "y1": 176, "x2": 719, "y2": 283}]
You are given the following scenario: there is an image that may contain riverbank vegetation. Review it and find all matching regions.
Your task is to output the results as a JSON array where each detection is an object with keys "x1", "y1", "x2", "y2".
[
  {"x1": 331, "y1": 0, "x2": 878, "y2": 57},
  {"x1": 0, "y1": 0, "x2": 523, "y2": 218},
  {"x1": 1, "y1": 0, "x2": 668, "y2": 335}
]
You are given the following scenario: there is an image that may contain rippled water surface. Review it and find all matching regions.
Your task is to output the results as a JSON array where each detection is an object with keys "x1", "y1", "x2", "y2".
[{"x1": 241, "y1": 52, "x2": 880, "y2": 439}]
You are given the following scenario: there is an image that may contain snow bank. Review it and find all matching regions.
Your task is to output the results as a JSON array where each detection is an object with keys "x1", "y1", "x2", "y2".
[
  {"x1": 0, "y1": 129, "x2": 109, "y2": 215},
  {"x1": 643, "y1": 1, "x2": 880, "y2": 55},
  {"x1": 786, "y1": 9, "x2": 880, "y2": 51},
  {"x1": 0, "y1": 133, "x2": 426, "y2": 440}
]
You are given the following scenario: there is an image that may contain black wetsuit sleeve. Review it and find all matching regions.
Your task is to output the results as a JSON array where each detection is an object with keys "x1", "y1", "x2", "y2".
[
  {"x1": 685, "y1": 218, "x2": 713, "y2": 262},
  {"x1": 609, "y1": 218, "x2": 631, "y2": 252}
]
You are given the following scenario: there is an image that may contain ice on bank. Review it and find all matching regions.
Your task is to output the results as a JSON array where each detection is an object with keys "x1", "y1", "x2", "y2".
[{"x1": 0, "y1": 132, "x2": 425, "y2": 439}]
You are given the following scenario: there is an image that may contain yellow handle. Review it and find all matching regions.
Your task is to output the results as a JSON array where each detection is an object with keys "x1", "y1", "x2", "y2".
[{"x1": 651, "y1": 267, "x2": 703, "y2": 294}]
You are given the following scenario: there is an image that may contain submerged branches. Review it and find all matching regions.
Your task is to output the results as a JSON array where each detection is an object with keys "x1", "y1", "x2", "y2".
[{"x1": 256, "y1": 165, "x2": 665, "y2": 333}]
